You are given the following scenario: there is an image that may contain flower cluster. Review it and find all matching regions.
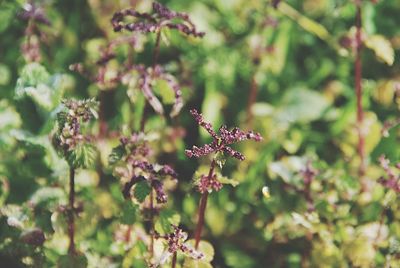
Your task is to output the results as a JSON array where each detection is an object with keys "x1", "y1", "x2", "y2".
[
  {"x1": 185, "y1": 109, "x2": 263, "y2": 160},
  {"x1": 197, "y1": 173, "x2": 222, "y2": 194},
  {"x1": 54, "y1": 98, "x2": 99, "y2": 152},
  {"x1": 111, "y1": 2, "x2": 205, "y2": 38},
  {"x1": 110, "y1": 133, "x2": 177, "y2": 204},
  {"x1": 153, "y1": 225, "x2": 203, "y2": 267},
  {"x1": 300, "y1": 161, "x2": 318, "y2": 212},
  {"x1": 19, "y1": 2, "x2": 51, "y2": 62},
  {"x1": 19, "y1": 2, "x2": 50, "y2": 25},
  {"x1": 378, "y1": 155, "x2": 400, "y2": 193}
]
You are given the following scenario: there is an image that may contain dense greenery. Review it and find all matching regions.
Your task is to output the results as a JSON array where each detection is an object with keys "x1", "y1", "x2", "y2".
[{"x1": 0, "y1": 0, "x2": 399, "y2": 267}]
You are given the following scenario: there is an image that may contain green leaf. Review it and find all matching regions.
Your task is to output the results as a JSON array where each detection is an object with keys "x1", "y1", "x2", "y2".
[
  {"x1": 120, "y1": 201, "x2": 137, "y2": 225},
  {"x1": 15, "y1": 63, "x2": 65, "y2": 113},
  {"x1": 155, "y1": 210, "x2": 181, "y2": 234},
  {"x1": 108, "y1": 145, "x2": 126, "y2": 166},
  {"x1": 0, "y1": 63, "x2": 11, "y2": 85},
  {"x1": 67, "y1": 143, "x2": 97, "y2": 169},
  {"x1": 276, "y1": 88, "x2": 329, "y2": 124},
  {"x1": 0, "y1": 3, "x2": 17, "y2": 33},
  {"x1": 29, "y1": 187, "x2": 65, "y2": 209},
  {"x1": 57, "y1": 253, "x2": 88, "y2": 268},
  {"x1": 133, "y1": 181, "x2": 151, "y2": 203},
  {"x1": 186, "y1": 239, "x2": 214, "y2": 262},
  {"x1": 0, "y1": 100, "x2": 21, "y2": 130},
  {"x1": 365, "y1": 35, "x2": 395, "y2": 66},
  {"x1": 0, "y1": 176, "x2": 9, "y2": 207},
  {"x1": 153, "y1": 79, "x2": 175, "y2": 105},
  {"x1": 216, "y1": 173, "x2": 239, "y2": 187}
]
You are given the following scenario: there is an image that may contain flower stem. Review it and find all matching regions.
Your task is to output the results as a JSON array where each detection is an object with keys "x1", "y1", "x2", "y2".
[
  {"x1": 140, "y1": 30, "x2": 162, "y2": 133},
  {"x1": 153, "y1": 30, "x2": 162, "y2": 69},
  {"x1": 171, "y1": 252, "x2": 177, "y2": 268},
  {"x1": 149, "y1": 188, "x2": 155, "y2": 258},
  {"x1": 194, "y1": 159, "x2": 216, "y2": 249},
  {"x1": 355, "y1": 1, "x2": 366, "y2": 178},
  {"x1": 68, "y1": 166, "x2": 76, "y2": 255}
]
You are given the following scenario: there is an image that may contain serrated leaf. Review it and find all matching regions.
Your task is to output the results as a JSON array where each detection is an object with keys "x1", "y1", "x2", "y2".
[
  {"x1": 120, "y1": 201, "x2": 137, "y2": 225},
  {"x1": 108, "y1": 145, "x2": 126, "y2": 166},
  {"x1": 15, "y1": 63, "x2": 65, "y2": 113},
  {"x1": 67, "y1": 143, "x2": 97, "y2": 169},
  {"x1": 365, "y1": 35, "x2": 395, "y2": 66},
  {"x1": 134, "y1": 181, "x2": 151, "y2": 203}
]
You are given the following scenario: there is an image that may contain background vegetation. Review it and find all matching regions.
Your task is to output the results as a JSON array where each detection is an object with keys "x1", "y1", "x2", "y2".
[{"x1": 0, "y1": 0, "x2": 399, "y2": 267}]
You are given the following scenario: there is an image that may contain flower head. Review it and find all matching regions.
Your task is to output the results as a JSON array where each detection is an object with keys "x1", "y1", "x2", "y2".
[
  {"x1": 152, "y1": 225, "x2": 203, "y2": 267},
  {"x1": 110, "y1": 133, "x2": 177, "y2": 204},
  {"x1": 54, "y1": 98, "x2": 98, "y2": 152},
  {"x1": 378, "y1": 155, "x2": 400, "y2": 193},
  {"x1": 185, "y1": 109, "x2": 262, "y2": 160},
  {"x1": 111, "y1": 2, "x2": 205, "y2": 38}
]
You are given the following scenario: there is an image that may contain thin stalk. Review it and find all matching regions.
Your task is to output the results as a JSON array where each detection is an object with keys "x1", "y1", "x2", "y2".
[
  {"x1": 355, "y1": 2, "x2": 366, "y2": 178},
  {"x1": 152, "y1": 30, "x2": 162, "y2": 69},
  {"x1": 149, "y1": 188, "x2": 155, "y2": 258},
  {"x1": 140, "y1": 30, "x2": 162, "y2": 133},
  {"x1": 68, "y1": 166, "x2": 76, "y2": 255},
  {"x1": 171, "y1": 252, "x2": 177, "y2": 268},
  {"x1": 194, "y1": 159, "x2": 216, "y2": 249},
  {"x1": 98, "y1": 89, "x2": 108, "y2": 138}
]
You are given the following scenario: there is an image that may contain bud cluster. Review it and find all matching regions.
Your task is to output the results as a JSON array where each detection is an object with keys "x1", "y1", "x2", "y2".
[
  {"x1": 378, "y1": 155, "x2": 400, "y2": 193},
  {"x1": 185, "y1": 109, "x2": 262, "y2": 160},
  {"x1": 54, "y1": 99, "x2": 98, "y2": 152},
  {"x1": 111, "y1": 2, "x2": 205, "y2": 38}
]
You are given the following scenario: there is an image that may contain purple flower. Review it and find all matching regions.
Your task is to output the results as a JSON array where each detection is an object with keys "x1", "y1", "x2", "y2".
[
  {"x1": 185, "y1": 109, "x2": 263, "y2": 160},
  {"x1": 152, "y1": 225, "x2": 203, "y2": 267},
  {"x1": 378, "y1": 155, "x2": 400, "y2": 193},
  {"x1": 114, "y1": 133, "x2": 178, "y2": 204},
  {"x1": 197, "y1": 174, "x2": 222, "y2": 194},
  {"x1": 111, "y1": 2, "x2": 205, "y2": 38},
  {"x1": 55, "y1": 99, "x2": 99, "y2": 152},
  {"x1": 19, "y1": 2, "x2": 51, "y2": 26}
]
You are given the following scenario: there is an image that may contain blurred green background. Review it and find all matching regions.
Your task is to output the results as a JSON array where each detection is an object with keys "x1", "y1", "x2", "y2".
[{"x1": 0, "y1": 0, "x2": 399, "y2": 267}]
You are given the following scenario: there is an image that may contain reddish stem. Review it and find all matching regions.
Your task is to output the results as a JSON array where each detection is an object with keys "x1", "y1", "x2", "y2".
[
  {"x1": 153, "y1": 30, "x2": 162, "y2": 69},
  {"x1": 140, "y1": 30, "x2": 162, "y2": 132},
  {"x1": 68, "y1": 167, "x2": 76, "y2": 255},
  {"x1": 194, "y1": 159, "x2": 216, "y2": 249},
  {"x1": 355, "y1": 2, "x2": 366, "y2": 178},
  {"x1": 171, "y1": 252, "x2": 177, "y2": 268},
  {"x1": 149, "y1": 188, "x2": 154, "y2": 258},
  {"x1": 98, "y1": 89, "x2": 108, "y2": 138}
]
